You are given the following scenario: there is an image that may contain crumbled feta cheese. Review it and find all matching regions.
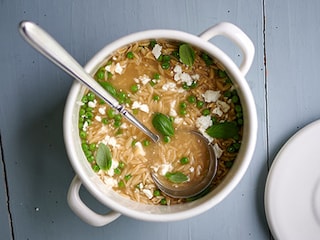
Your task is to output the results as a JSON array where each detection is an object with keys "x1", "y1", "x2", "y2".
[
  {"x1": 162, "y1": 82, "x2": 177, "y2": 91},
  {"x1": 102, "y1": 136, "x2": 119, "y2": 148},
  {"x1": 98, "y1": 107, "x2": 106, "y2": 115},
  {"x1": 82, "y1": 121, "x2": 89, "y2": 131},
  {"x1": 114, "y1": 63, "x2": 124, "y2": 74},
  {"x1": 216, "y1": 100, "x2": 230, "y2": 113},
  {"x1": 196, "y1": 115, "x2": 213, "y2": 130},
  {"x1": 212, "y1": 107, "x2": 223, "y2": 117},
  {"x1": 138, "y1": 183, "x2": 143, "y2": 190},
  {"x1": 173, "y1": 65, "x2": 182, "y2": 73},
  {"x1": 76, "y1": 101, "x2": 84, "y2": 106},
  {"x1": 180, "y1": 72, "x2": 193, "y2": 86},
  {"x1": 169, "y1": 100, "x2": 177, "y2": 117},
  {"x1": 120, "y1": 123, "x2": 128, "y2": 129},
  {"x1": 191, "y1": 74, "x2": 200, "y2": 81},
  {"x1": 88, "y1": 100, "x2": 97, "y2": 108},
  {"x1": 131, "y1": 101, "x2": 149, "y2": 113},
  {"x1": 105, "y1": 65, "x2": 111, "y2": 72},
  {"x1": 159, "y1": 164, "x2": 173, "y2": 176},
  {"x1": 140, "y1": 74, "x2": 151, "y2": 85},
  {"x1": 202, "y1": 90, "x2": 220, "y2": 103},
  {"x1": 169, "y1": 108, "x2": 177, "y2": 117},
  {"x1": 196, "y1": 115, "x2": 214, "y2": 142},
  {"x1": 103, "y1": 176, "x2": 118, "y2": 187},
  {"x1": 95, "y1": 116, "x2": 102, "y2": 122},
  {"x1": 189, "y1": 167, "x2": 195, "y2": 173},
  {"x1": 174, "y1": 117, "x2": 183, "y2": 124},
  {"x1": 213, "y1": 143, "x2": 223, "y2": 158},
  {"x1": 142, "y1": 189, "x2": 153, "y2": 199},
  {"x1": 134, "y1": 142, "x2": 146, "y2": 156},
  {"x1": 152, "y1": 44, "x2": 162, "y2": 59}
]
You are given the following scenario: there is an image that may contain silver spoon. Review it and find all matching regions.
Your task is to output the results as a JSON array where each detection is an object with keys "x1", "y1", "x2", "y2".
[{"x1": 19, "y1": 21, "x2": 217, "y2": 198}]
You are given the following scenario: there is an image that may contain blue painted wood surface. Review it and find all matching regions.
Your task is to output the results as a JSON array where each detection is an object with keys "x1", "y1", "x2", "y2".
[{"x1": 1, "y1": 0, "x2": 318, "y2": 239}]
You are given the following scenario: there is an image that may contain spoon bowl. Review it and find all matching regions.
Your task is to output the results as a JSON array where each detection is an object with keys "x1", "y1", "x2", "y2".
[{"x1": 151, "y1": 130, "x2": 217, "y2": 198}]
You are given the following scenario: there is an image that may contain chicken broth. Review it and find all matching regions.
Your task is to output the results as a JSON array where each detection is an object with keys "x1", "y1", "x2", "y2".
[{"x1": 78, "y1": 39, "x2": 243, "y2": 205}]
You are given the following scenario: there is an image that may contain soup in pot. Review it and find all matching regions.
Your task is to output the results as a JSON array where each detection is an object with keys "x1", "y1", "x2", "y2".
[{"x1": 78, "y1": 40, "x2": 243, "y2": 205}]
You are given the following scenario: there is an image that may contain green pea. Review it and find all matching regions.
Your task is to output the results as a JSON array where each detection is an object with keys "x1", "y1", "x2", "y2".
[
  {"x1": 160, "y1": 198, "x2": 167, "y2": 205},
  {"x1": 130, "y1": 84, "x2": 139, "y2": 93},
  {"x1": 124, "y1": 174, "x2": 132, "y2": 181},
  {"x1": 79, "y1": 108, "x2": 86, "y2": 115},
  {"x1": 96, "y1": 69, "x2": 105, "y2": 80},
  {"x1": 187, "y1": 95, "x2": 196, "y2": 103},
  {"x1": 85, "y1": 111, "x2": 93, "y2": 119},
  {"x1": 163, "y1": 55, "x2": 171, "y2": 62},
  {"x1": 153, "y1": 73, "x2": 160, "y2": 80},
  {"x1": 78, "y1": 122, "x2": 83, "y2": 129},
  {"x1": 102, "y1": 118, "x2": 109, "y2": 124},
  {"x1": 114, "y1": 168, "x2": 121, "y2": 175},
  {"x1": 92, "y1": 164, "x2": 100, "y2": 172},
  {"x1": 107, "y1": 109, "x2": 116, "y2": 119},
  {"x1": 237, "y1": 118, "x2": 243, "y2": 125},
  {"x1": 126, "y1": 51, "x2": 134, "y2": 59},
  {"x1": 232, "y1": 95, "x2": 239, "y2": 104},
  {"x1": 82, "y1": 143, "x2": 89, "y2": 151},
  {"x1": 225, "y1": 161, "x2": 234, "y2": 168},
  {"x1": 114, "y1": 120, "x2": 122, "y2": 128},
  {"x1": 180, "y1": 157, "x2": 189, "y2": 165},
  {"x1": 218, "y1": 69, "x2": 227, "y2": 78},
  {"x1": 202, "y1": 109, "x2": 210, "y2": 116},
  {"x1": 150, "y1": 40, "x2": 157, "y2": 48},
  {"x1": 179, "y1": 102, "x2": 187, "y2": 109},
  {"x1": 118, "y1": 161, "x2": 125, "y2": 169},
  {"x1": 89, "y1": 143, "x2": 96, "y2": 151},
  {"x1": 153, "y1": 189, "x2": 161, "y2": 197},
  {"x1": 235, "y1": 105, "x2": 242, "y2": 113},
  {"x1": 80, "y1": 131, "x2": 86, "y2": 139},
  {"x1": 196, "y1": 100, "x2": 204, "y2": 108},
  {"x1": 161, "y1": 61, "x2": 170, "y2": 70},
  {"x1": 87, "y1": 92, "x2": 95, "y2": 101},
  {"x1": 224, "y1": 91, "x2": 232, "y2": 98},
  {"x1": 87, "y1": 155, "x2": 94, "y2": 163},
  {"x1": 84, "y1": 150, "x2": 92, "y2": 158},
  {"x1": 81, "y1": 96, "x2": 88, "y2": 103},
  {"x1": 233, "y1": 142, "x2": 241, "y2": 150},
  {"x1": 118, "y1": 180, "x2": 125, "y2": 188},
  {"x1": 164, "y1": 136, "x2": 171, "y2": 143},
  {"x1": 179, "y1": 109, "x2": 187, "y2": 116},
  {"x1": 153, "y1": 94, "x2": 160, "y2": 101},
  {"x1": 227, "y1": 146, "x2": 236, "y2": 153},
  {"x1": 143, "y1": 140, "x2": 150, "y2": 146},
  {"x1": 114, "y1": 114, "x2": 122, "y2": 121}
]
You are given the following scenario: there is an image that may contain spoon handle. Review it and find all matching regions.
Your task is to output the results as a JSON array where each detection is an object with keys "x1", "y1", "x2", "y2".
[{"x1": 19, "y1": 21, "x2": 159, "y2": 143}]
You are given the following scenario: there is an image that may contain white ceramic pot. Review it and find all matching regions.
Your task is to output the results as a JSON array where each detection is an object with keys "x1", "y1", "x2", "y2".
[{"x1": 64, "y1": 22, "x2": 257, "y2": 226}]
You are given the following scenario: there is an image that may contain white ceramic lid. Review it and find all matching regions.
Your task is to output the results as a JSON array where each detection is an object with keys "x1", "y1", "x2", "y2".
[{"x1": 265, "y1": 120, "x2": 320, "y2": 240}]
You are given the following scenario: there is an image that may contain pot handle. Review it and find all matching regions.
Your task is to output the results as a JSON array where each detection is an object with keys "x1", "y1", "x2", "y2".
[
  {"x1": 199, "y1": 22, "x2": 255, "y2": 76},
  {"x1": 67, "y1": 175, "x2": 121, "y2": 227}
]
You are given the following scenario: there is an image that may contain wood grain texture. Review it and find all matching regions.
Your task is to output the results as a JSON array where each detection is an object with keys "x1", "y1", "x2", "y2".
[{"x1": 0, "y1": 0, "x2": 280, "y2": 239}]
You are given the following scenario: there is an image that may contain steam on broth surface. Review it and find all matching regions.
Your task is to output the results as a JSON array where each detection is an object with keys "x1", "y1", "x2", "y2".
[{"x1": 78, "y1": 40, "x2": 243, "y2": 205}]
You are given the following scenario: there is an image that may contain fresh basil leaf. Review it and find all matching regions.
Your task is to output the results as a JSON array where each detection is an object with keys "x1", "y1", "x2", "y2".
[
  {"x1": 152, "y1": 113, "x2": 174, "y2": 137},
  {"x1": 98, "y1": 81, "x2": 117, "y2": 97},
  {"x1": 165, "y1": 172, "x2": 188, "y2": 183},
  {"x1": 96, "y1": 143, "x2": 112, "y2": 170},
  {"x1": 179, "y1": 44, "x2": 195, "y2": 66},
  {"x1": 206, "y1": 122, "x2": 239, "y2": 139}
]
